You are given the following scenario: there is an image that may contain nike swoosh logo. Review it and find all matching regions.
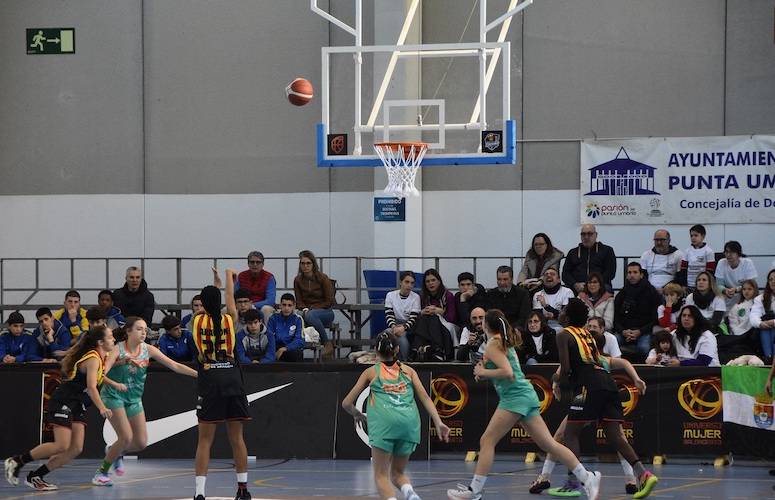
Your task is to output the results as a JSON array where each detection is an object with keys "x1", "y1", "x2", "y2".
[{"x1": 103, "y1": 383, "x2": 293, "y2": 447}]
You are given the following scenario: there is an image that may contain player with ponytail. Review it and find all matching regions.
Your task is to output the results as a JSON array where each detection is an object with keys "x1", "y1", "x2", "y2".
[
  {"x1": 447, "y1": 309, "x2": 602, "y2": 500},
  {"x1": 342, "y1": 331, "x2": 450, "y2": 500}
]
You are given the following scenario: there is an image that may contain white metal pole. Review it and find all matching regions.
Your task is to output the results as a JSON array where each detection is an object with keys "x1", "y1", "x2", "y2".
[
  {"x1": 479, "y1": 0, "x2": 487, "y2": 132},
  {"x1": 322, "y1": 50, "x2": 330, "y2": 133},
  {"x1": 354, "y1": 0, "x2": 363, "y2": 155}
]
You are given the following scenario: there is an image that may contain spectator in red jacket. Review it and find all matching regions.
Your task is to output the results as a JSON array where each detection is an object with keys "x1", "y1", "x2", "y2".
[{"x1": 235, "y1": 251, "x2": 276, "y2": 324}]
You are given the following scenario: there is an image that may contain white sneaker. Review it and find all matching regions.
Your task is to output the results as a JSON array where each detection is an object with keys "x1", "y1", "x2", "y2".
[
  {"x1": 24, "y1": 475, "x2": 58, "y2": 491},
  {"x1": 447, "y1": 483, "x2": 482, "y2": 500},
  {"x1": 91, "y1": 471, "x2": 113, "y2": 486},
  {"x1": 407, "y1": 493, "x2": 422, "y2": 500},
  {"x1": 4, "y1": 457, "x2": 21, "y2": 486},
  {"x1": 582, "y1": 471, "x2": 601, "y2": 500}
]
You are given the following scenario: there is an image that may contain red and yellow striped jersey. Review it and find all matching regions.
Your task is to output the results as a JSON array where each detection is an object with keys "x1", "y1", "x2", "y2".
[
  {"x1": 565, "y1": 326, "x2": 605, "y2": 369},
  {"x1": 192, "y1": 313, "x2": 237, "y2": 363}
]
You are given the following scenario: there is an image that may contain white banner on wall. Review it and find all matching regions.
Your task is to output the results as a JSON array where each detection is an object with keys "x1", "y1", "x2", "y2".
[{"x1": 580, "y1": 135, "x2": 775, "y2": 224}]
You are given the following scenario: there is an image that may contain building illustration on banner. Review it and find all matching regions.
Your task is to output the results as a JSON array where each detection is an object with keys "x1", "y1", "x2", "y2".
[{"x1": 586, "y1": 147, "x2": 660, "y2": 196}]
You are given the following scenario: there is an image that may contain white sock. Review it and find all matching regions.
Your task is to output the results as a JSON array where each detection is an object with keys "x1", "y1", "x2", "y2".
[
  {"x1": 540, "y1": 458, "x2": 557, "y2": 477},
  {"x1": 619, "y1": 455, "x2": 635, "y2": 481},
  {"x1": 401, "y1": 483, "x2": 415, "y2": 497},
  {"x1": 387, "y1": 497, "x2": 398, "y2": 500},
  {"x1": 470, "y1": 474, "x2": 487, "y2": 493},
  {"x1": 236, "y1": 471, "x2": 247, "y2": 484},
  {"x1": 572, "y1": 464, "x2": 591, "y2": 484},
  {"x1": 195, "y1": 476, "x2": 206, "y2": 496}
]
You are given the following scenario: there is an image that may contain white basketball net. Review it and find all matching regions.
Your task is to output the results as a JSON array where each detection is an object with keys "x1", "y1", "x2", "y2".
[{"x1": 373, "y1": 142, "x2": 428, "y2": 197}]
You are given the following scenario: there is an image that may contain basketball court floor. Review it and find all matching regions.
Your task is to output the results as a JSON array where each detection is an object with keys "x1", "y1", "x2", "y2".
[{"x1": 1, "y1": 457, "x2": 773, "y2": 499}]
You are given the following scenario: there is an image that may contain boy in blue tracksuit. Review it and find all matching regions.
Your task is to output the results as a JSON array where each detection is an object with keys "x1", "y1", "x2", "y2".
[
  {"x1": 1, "y1": 312, "x2": 43, "y2": 363},
  {"x1": 33, "y1": 307, "x2": 72, "y2": 360},
  {"x1": 98, "y1": 289, "x2": 127, "y2": 329},
  {"x1": 157, "y1": 315, "x2": 196, "y2": 362},
  {"x1": 267, "y1": 293, "x2": 305, "y2": 362},
  {"x1": 236, "y1": 309, "x2": 275, "y2": 364}
]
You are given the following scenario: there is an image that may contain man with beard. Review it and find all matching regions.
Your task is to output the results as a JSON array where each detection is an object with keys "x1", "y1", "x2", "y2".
[{"x1": 613, "y1": 262, "x2": 660, "y2": 360}]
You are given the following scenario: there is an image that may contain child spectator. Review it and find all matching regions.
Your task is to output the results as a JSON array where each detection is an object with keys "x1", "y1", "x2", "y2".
[
  {"x1": 267, "y1": 293, "x2": 305, "y2": 362},
  {"x1": 97, "y1": 289, "x2": 126, "y2": 329},
  {"x1": 384, "y1": 271, "x2": 421, "y2": 360},
  {"x1": 679, "y1": 224, "x2": 716, "y2": 290},
  {"x1": 752, "y1": 270, "x2": 775, "y2": 363},
  {"x1": 685, "y1": 271, "x2": 726, "y2": 333},
  {"x1": 728, "y1": 279, "x2": 758, "y2": 336},
  {"x1": 646, "y1": 330, "x2": 679, "y2": 366},
  {"x1": 53, "y1": 290, "x2": 89, "y2": 344},
  {"x1": 158, "y1": 315, "x2": 196, "y2": 362},
  {"x1": 236, "y1": 309, "x2": 275, "y2": 364},
  {"x1": 1, "y1": 312, "x2": 42, "y2": 363},
  {"x1": 180, "y1": 295, "x2": 204, "y2": 332},
  {"x1": 33, "y1": 307, "x2": 71, "y2": 361},
  {"x1": 657, "y1": 283, "x2": 685, "y2": 331}
]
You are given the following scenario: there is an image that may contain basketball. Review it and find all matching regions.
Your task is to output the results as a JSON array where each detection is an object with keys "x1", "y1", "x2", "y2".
[{"x1": 286, "y1": 78, "x2": 313, "y2": 106}]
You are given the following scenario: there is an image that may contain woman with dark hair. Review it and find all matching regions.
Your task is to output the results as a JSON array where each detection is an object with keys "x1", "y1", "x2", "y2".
[
  {"x1": 191, "y1": 269, "x2": 251, "y2": 500},
  {"x1": 518, "y1": 233, "x2": 564, "y2": 291},
  {"x1": 685, "y1": 271, "x2": 726, "y2": 332},
  {"x1": 752, "y1": 270, "x2": 775, "y2": 363},
  {"x1": 715, "y1": 240, "x2": 758, "y2": 309},
  {"x1": 421, "y1": 268, "x2": 457, "y2": 332},
  {"x1": 577, "y1": 272, "x2": 614, "y2": 331},
  {"x1": 520, "y1": 311, "x2": 558, "y2": 365},
  {"x1": 672, "y1": 305, "x2": 719, "y2": 367},
  {"x1": 293, "y1": 250, "x2": 336, "y2": 358},
  {"x1": 4, "y1": 325, "x2": 119, "y2": 491},
  {"x1": 448, "y1": 309, "x2": 602, "y2": 500},
  {"x1": 342, "y1": 331, "x2": 449, "y2": 500}
]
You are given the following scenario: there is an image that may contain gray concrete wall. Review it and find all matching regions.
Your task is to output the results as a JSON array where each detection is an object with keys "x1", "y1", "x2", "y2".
[{"x1": 1, "y1": 0, "x2": 773, "y2": 195}]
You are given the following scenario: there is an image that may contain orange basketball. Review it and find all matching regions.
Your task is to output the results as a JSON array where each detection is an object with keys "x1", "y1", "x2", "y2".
[{"x1": 286, "y1": 78, "x2": 314, "y2": 106}]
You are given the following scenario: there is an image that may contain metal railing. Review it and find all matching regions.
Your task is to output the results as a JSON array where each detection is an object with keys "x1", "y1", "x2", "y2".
[{"x1": 2, "y1": 254, "x2": 773, "y2": 323}]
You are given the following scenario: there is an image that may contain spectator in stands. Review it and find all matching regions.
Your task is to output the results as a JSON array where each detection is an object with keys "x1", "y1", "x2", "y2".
[
  {"x1": 520, "y1": 311, "x2": 558, "y2": 365},
  {"x1": 577, "y1": 272, "x2": 614, "y2": 331},
  {"x1": 53, "y1": 290, "x2": 89, "y2": 344},
  {"x1": 454, "y1": 272, "x2": 486, "y2": 329},
  {"x1": 672, "y1": 305, "x2": 720, "y2": 367},
  {"x1": 752, "y1": 270, "x2": 775, "y2": 363},
  {"x1": 532, "y1": 267, "x2": 574, "y2": 332},
  {"x1": 562, "y1": 223, "x2": 616, "y2": 292},
  {"x1": 97, "y1": 289, "x2": 126, "y2": 329},
  {"x1": 485, "y1": 265, "x2": 531, "y2": 328},
  {"x1": 85, "y1": 307, "x2": 107, "y2": 328},
  {"x1": 33, "y1": 307, "x2": 70, "y2": 361},
  {"x1": 235, "y1": 251, "x2": 277, "y2": 323},
  {"x1": 587, "y1": 316, "x2": 621, "y2": 358},
  {"x1": 236, "y1": 309, "x2": 275, "y2": 364},
  {"x1": 294, "y1": 250, "x2": 335, "y2": 359},
  {"x1": 456, "y1": 307, "x2": 486, "y2": 362},
  {"x1": 640, "y1": 229, "x2": 683, "y2": 293},
  {"x1": 113, "y1": 266, "x2": 155, "y2": 324},
  {"x1": 234, "y1": 289, "x2": 255, "y2": 328},
  {"x1": 384, "y1": 271, "x2": 421, "y2": 360},
  {"x1": 679, "y1": 224, "x2": 716, "y2": 290},
  {"x1": 1, "y1": 312, "x2": 42, "y2": 363},
  {"x1": 685, "y1": 271, "x2": 726, "y2": 333},
  {"x1": 158, "y1": 315, "x2": 196, "y2": 362},
  {"x1": 645, "y1": 330, "x2": 679, "y2": 366},
  {"x1": 180, "y1": 294, "x2": 203, "y2": 332},
  {"x1": 715, "y1": 240, "x2": 758, "y2": 309},
  {"x1": 421, "y1": 268, "x2": 457, "y2": 336},
  {"x1": 727, "y1": 279, "x2": 758, "y2": 337},
  {"x1": 657, "y1": 282, "x2": 685, "y2": 331},
  {"x1": 614, "y1": 262, "x2": 660, "y2": 359},
  {"x1": 268, "y1": 293, "x2": 305, "y2": 362},
  {"x1": 517, "y1": 233, "x2": 564, "y2": 293}
]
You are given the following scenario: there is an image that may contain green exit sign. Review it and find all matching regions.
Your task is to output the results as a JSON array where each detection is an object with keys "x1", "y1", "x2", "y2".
[{"x1": 26, "y1": 28, "x2": 75, "y2": 54}]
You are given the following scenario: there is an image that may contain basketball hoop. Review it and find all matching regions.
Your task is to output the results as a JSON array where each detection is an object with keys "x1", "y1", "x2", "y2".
[{"x1": 373, "y1": 142, "x2": 428, "y2": 197}]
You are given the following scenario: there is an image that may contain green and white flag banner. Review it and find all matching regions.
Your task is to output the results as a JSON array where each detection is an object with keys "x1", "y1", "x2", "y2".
[{"x1": 722, "y1": 366, "x2": 775, "y2": 431}]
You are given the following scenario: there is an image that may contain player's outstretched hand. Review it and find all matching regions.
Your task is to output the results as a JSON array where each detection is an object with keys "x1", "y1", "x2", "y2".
[
  {"x1": 436, "y1": 422, "x2": 451, "y2": 442},
  {"x1": 353, "y1": 411, "x2": 367, "y2": 425},
  {"x1": 635, "y1": 378, "x2": 647, "y2": 395},
  {"x1": 211, "y1": 266, "x2": 223, "y2": 288}
]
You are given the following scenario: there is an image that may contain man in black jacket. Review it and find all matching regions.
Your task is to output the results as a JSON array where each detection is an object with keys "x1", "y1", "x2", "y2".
[
  {"x1": 562, "y1": 224, "x2": 617, "y2": 293},
  {"x1": 113, "y1": 266, "x2": 155, "y2": 324},
  {"x1": 484, "y1": 266, "x2": 531, "y2": 327},
  {"x1": 453, "y1": 272, "x2": 487, "y2": 329},
  {"x1": 613, "y1": 262, "x2": 660, "y2": 360}
]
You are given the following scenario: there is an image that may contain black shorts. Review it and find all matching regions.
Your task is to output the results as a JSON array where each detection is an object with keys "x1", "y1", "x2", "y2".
[
  {"x1": 196, "y1": 393, "x2": 251, "y2": 423},
  {"x1": 567, "y1": 387, "x2": 624, "y2": 423},
  {"x1": 48, "y1": 397, "x2": 88, "y2": 428}
]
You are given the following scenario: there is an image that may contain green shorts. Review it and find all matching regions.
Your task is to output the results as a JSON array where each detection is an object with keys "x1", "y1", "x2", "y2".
[
  {"x1": 102, "y1": 395, "x2": 144, "y2": 418},
  {"x1": 369, "y1": 437, "x2": 418, "y2": 457},
  {"x1": 498, "y1": 393, "x2": 541, "y2": 419}
]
